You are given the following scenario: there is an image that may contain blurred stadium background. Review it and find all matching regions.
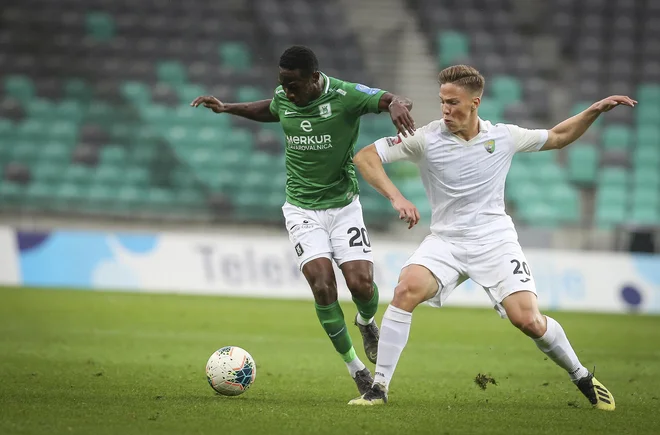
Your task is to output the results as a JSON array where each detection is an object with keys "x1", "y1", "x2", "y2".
[{"x1": 0, "y1": 0, "x2": 658, "y2": 253}]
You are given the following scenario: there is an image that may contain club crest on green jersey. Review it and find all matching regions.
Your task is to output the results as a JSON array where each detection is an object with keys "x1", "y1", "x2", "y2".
[
  {"x1": 319, "y1": 103, "x2": 332, "y2": 118},
  {"x1": 484, "y1": 139, "x2": 496, "y2": 154}
]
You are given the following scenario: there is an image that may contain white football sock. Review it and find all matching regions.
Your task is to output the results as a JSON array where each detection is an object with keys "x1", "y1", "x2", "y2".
[
  {"x1": 356, "y1": 313, "x2": 374, "y2": 326},
  {"x1": 533, "y1": 316, "x2": 589, "y2": 382},
  {"x1": 346, "y1": 355, "x2": 366, "y2": 376},
  {"x1": 373, "y1": 304, "x2": 412, "y2": 390}
]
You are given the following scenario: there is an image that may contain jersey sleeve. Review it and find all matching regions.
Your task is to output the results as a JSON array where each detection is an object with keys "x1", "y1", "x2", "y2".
[
  {"x1": 342, "y1": 82, "x2": 388, "y2": 116},
  {"x1": 374, "y1": 129, "x2": 426, "y2": 163},
  {"x1": 269, "y1": 89, "x2": 282, "y2": 120},
  {"x1": 505, "y1": 124, "x2": 549, "y2": 153}
]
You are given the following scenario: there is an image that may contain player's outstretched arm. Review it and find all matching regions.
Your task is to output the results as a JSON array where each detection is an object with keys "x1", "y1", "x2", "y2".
[
  {"x1": 541, "y1": 95, "x2": 637, "y2": 151},
  {"x1": 190, "y1": 96, "x2": 279, "y2": 123},
  {"x1": 379, "y1": 93, "x2": 415, "y2": 138},
  {"x1": 354, "y1": 144, "x2": 420, "y2": 229}
]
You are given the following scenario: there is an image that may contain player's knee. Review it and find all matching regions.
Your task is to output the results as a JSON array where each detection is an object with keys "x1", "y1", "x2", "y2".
[
  {"x1": 344, "y1": 271, "x2": 373, "y2": 300},
  {"x1": 309, "y1": 277, "x2": 338, "y2": 305},
  {"x1": 510, "y1": 311, "x2": 545, "y2": 337},
  {"x1": 392, "y1": 280, "x2": 426, "y2": 311}
]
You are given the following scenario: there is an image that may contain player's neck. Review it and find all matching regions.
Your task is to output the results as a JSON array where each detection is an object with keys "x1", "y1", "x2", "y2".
[{"x1": 455, "y1": 115, "x2": 480, "y2": 141}]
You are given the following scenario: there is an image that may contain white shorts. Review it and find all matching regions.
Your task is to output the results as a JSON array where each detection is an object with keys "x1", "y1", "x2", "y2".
[
  {"x1": 282, "y1": 196, "x2": 373, "y2": 270},
  {"x1": 403, "y1": 234, "x2": 537, "y2": 318}
]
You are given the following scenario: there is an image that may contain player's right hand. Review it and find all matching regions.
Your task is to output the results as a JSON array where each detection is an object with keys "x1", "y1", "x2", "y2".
[
  {"x1": 190, "y1": 96, "x2": 226, "y2": 113},
  {"x1": 391, "y1": 195, "x2": 420, "y2": 229}
]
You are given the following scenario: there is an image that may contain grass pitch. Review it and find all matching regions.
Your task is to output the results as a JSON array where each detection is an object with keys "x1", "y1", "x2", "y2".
[{"x1": 1, "y1": 287, "x2": 659, "y2": 435}]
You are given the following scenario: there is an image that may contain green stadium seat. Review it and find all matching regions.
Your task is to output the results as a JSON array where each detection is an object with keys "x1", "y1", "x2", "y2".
[
  {"x1": 57, "y1": 100, "x2": 84, "y2": 124},
  {"x1": 637, "y1": 105, "x2": 660, "y2": 126},
  {"x1": 120, "y1": 81, "x2": 151, "y2": 105},
  {"x1": 478, "y1": 100, "x2": 504, "y2": 123},
  {"x1": 631, "y1": 186, "x2": 659, "y2": 209},
  {"x1": 86, "y1": 184, "x2": 116, "y2": 211},
  {"x1": 637, "y1": 84, "x2": 660, "y2": 105},
  {"x1": 632, "y1": 167, "x2": 660, "y2": 187},
  {"x1": 146, "y1": 187, "x2": 175, "y2": 209},
  {"x1": 86, "y1": 12, "x2": 115, "y2": 41},
  {"x1": 25, "y1": 99, "x2": 56, "y2": 121},
  {"x1": 173, "y1": 104, "x2": 223, "y2": 128},
  {"x1": 10, "y1": 141, "x2": 39, "y2": 163},
  {"x1": 0, "y1": 181, "x2": 25, "y2": 207},
  {"x1": 517, "y1": 200, "x2": 560, "y2": 227},
  {"x1": 0, "y1": 118, "x2": 14, "y2": 138},
  {"x1": 177, "y1": 83, "x2": 207, "y2": 105},
  {"x1": 39, "y1": 141, "x2": 70, "y2": 163},
  {"x1": 595, "y1": 201, "x2": 627, "y2": 228},
  {"x1": 4, "y1": 75, "x2": 35, "y2": 102},
  {"x1": 598, "y1": 167, "x2": 629, "y2": 188},
  {"x1": 223, "y1": 128, "x2": 254, "y2": 149},
  {"x1": 176, "y1": 188, "x2": 206, "y2": 208},
  {"x1": 601, "y1": 125, "x2": 632, "y2": 151},
  {"x1": 32, "y1": 162, "x2": 61, "y2": 183},
  {"x1": 54, "y1": 183, "x2": 87, "y2": 209},
  {"x1": 491, "y1": 76, "x2": 522, "y2": 106},
  {"x1": 567, "y1": 145, "x2": 599, "y2": 184},
  {"x1": 64, "y1": 79, "x2": 93, "y2": 103},
  {"x1": 629, "y1": 204, "x2": 660, "y2": 225},
  {"x1": 548, "y1": 184, "x2": 581, "y2": 223},
  {"x1": 219, "y1": 42, "x2": 252, "y2": 71},
  {"x1": 92, "y1": 165, "x2": 123, "y2": 186},
  {"x1": 48, "y1": 121, "x2": 78, "y2": 145},
  {"x1": 100, "y1": 145, "x2": 128, "y2": 166},
  {"x1": 131, "y1": 145, "x2": 158, "y2": 165},
  {"x1": 633, "y1": 147, "x2": 660, "y2": 170},
  {"x1": 636, "y1": 126, "x2": 660, "y2": 148},
  {"x1": 124, "y1": 167, "x2": 150, "y2": 186},
  {"x1": 535, "y1": 163, "x2": 565, "y2": 184},
  {"x1": 437, "y1": 31, "x2": 469, "y2": 67},
  {"x1": 63, "y1": 164, "x2": 95, "y2": 185},
  {"x1": 236, "y1": 86, "x2": 266, "y2": 103},
  {"x1": 85, "y1": 102, "x2": 115, "y2": 125},
  {"x1": 507, "y1": 183, "x2": 542, "y2": 204},
  {"x1": 24, "y1": 181, "x2": 57, "y2": 209},
  {"x1": 157, "y1": 61, "x2": 187, "y2": 86},
  {"x1": 109, "y1": 123, "x2": 137, "y2": 143},
  {"x1": 165, "y1": 125, "x2": 194, "y2": 147}
]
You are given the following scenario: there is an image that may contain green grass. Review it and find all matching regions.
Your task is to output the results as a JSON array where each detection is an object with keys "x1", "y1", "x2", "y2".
[{"x1": 1, "y1": 287, "x2": 659, "y2": 435}]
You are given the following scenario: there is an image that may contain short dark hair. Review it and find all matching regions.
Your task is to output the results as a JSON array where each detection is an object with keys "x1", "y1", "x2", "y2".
[{"x1": 279, "y1": 45, "x2": 319, "y2": 77}]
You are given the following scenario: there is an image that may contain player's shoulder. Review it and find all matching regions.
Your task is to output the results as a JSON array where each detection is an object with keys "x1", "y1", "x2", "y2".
[
  {"x1": 273, "y1": 85, "x2": 286, "y2": 98},
  {"x1": 331, "y1": 76, "x2": 383, "y2": 97}
]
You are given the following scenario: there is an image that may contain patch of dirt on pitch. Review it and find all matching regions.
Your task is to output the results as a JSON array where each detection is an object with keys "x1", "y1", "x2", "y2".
[{"x1": 474, "y1": 373, "x2": 498, "y2": 390}]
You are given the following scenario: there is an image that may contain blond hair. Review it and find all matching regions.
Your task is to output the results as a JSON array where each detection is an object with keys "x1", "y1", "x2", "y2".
[{"x1": 438, "y1": 65, "x2": 485, "y2": 95}]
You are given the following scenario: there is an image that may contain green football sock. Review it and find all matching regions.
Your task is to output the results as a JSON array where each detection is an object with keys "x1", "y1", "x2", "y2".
[
  {"x1": 353, "y1": 282, "x2": 379, "y2": 321},
  {"x1": 315, "y1": 301, "x2": 353, "y2": 357}
]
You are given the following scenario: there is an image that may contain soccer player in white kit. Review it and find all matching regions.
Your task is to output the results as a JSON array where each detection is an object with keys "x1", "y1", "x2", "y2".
[{"x1": 348, "y1": 65, "x2": 636, "y2": 409}]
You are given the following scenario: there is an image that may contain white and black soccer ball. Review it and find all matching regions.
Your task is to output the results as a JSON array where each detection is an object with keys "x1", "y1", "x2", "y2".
[{"x1": 206, "y1": 346, "x2": 256, "y2": 396}]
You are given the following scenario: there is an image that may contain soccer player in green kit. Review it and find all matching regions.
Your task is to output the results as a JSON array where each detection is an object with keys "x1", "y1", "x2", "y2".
[{"x1": 191, "y1": 45, "x2": 415, "y2": 394}]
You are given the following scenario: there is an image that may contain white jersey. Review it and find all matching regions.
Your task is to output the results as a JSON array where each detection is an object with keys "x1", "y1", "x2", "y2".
[{"x1": 374, "y1": 118, "x2": 548, "y2": 244}]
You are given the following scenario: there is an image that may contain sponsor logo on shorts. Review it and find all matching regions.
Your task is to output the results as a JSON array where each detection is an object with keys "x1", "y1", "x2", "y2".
[{"x1": 295, "y1": 243, "x2": 304, "y2": 257}]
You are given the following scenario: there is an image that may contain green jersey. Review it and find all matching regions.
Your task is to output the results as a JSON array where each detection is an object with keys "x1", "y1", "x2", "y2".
[{"x1": 269, "y1": 73, "x2": 387, "y2": 210}]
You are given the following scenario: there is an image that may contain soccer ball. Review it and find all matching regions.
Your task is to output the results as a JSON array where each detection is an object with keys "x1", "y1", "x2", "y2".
[{"x1": 206, "y1": 346, "x2": 256, "y2": 396}]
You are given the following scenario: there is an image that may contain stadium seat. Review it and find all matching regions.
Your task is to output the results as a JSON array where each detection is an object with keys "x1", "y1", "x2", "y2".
[
  {"x1": 177, "y1": 83, "x2": 207, "y2": 105},
  {"x1": 629, "y1": 204, "x2": 660, "y2": 225},
  {"x1": 631, "y1": 186, "x2": 660, "y2": 209},
  {"x1": 637, "y1": 83, "x2": 660, "y2": 105},
  {"x1": 86, "y1": 12, "x2": 116, "y2": 42},
  {"x1": 636, "y1": 105, "x2": 660, "y2": 125},
  {"x1": 219, "y1": 42, "x2": 252, "y2": 71},
  {"x1": 237, "y1": 86, "x2": 266, "y2": 103},
  {"x1": 0, "y1": 181, "x2": 25, "y2": 207},
  {"x1": 4, "y1": 75, "x2": 35, "y2": 102},
  {"x1": 633, "y1": 146, "x2": 660, "y2": 169},
  {"x1": 567, "y1": 144, "x2": 599, "y2": 184},
  {"x1": 491, "y1": 76, "x2": 523, "y2": 106},
  {"x1": 437, "y1": 31, "x2": 470, "y2": 67},
  {"x1": 601, "y1": 124, "x2": 632, "y2": 151},
  {"x1": 548, "y1": 184, "x2": 581, "y2": 223},
  {"x1": 478, "y1": 100, "x2": 504, "y2": 123},
  {"x1": 632, "y1": 167, "x2": 660, "y2": 187},
  {"x1": 598, "y1": 167, "x2": 629, "y2": 188},
  {"x1": 636, "y1": 125, "x2": 660, "y2": 148},
  {"x1": 120, "y1": 81, "x2": 152, "y2": 105},
  {"x1": 64, "y1": 79, "x2": 93, "y2": 103},
  {"x1": 157, "y1": 61, "x2": 188, "y2": 86},
  {"x1": 595, "y1": 201, "x2": 627, "y2": 228}
]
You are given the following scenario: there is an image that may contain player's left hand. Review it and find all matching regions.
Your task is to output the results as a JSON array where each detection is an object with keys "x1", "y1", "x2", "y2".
[
  {"x1": 592, "y1": 95, "x2": 637, "y2": 113},
  {"x1": 388, "y1": 101, "x2": 416, "y2": 137},
  {"x1": 391, "y1": 195, "x2": 420, "y2": 229}
]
